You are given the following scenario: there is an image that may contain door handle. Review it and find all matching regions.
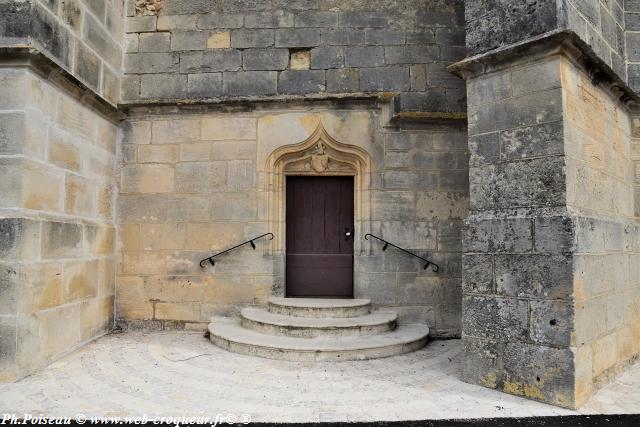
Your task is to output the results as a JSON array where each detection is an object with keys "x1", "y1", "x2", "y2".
[{"x1": 344, "y1": 228, "x2": 352, "y2": 240}]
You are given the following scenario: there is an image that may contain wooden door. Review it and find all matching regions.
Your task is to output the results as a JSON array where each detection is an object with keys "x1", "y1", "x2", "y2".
[{"x1": 286, "y1": 176, "x2": 354, "y2": 297}]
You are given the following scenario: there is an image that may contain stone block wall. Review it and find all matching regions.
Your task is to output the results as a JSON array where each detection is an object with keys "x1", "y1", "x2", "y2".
[
  {"x1": 562, "y1": 56, "x2": 640, "y2": 402},
  {"x1": 465, "y1": 0, "x2": 559, "y2": 56},
  {"x1": 562, "y1": 0, "x2": 626, "y2": 79},
  {"x1": 627, "y1": 0, "x2": 640, "y2": 91},
  {"x1": 116, "y1": 106, "x2": 468, "y2": 336},
  {"x1": 462, "y1": 55, "x2": 575, "y2": 407},
  {"x1": 459, "y1": 45, "x2": 640, "y2": 408},
  {"x1": 0, "y1": 0, "x2": 124, "y2": 105},
  {"x1": 121, "y1": 0, "x2": 465, "y2": 113},
  {"x1": 0, "y1": 68, "x2": 118, "y2": 382},
  {"x1": 635, "y1": 120, "x2": 640, "y2": 217},
  {"x1": 466, "y1": 1, "x2": 626, "y2": 82}
]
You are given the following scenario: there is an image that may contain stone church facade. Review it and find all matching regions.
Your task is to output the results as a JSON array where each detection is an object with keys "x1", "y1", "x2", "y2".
[{"x1": 1, "y1": 0, "x2": 639, "y2": 411}]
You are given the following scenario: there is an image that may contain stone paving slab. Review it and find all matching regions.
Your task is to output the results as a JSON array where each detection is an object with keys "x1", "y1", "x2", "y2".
[{"x1": 0, "y1": 332, "x2": 638, "y2": 422}]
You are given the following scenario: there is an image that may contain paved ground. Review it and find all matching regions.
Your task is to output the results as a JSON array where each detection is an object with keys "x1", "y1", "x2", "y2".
[{"x1": 1, "y1": 332, "x2": 639, "y2": 422}]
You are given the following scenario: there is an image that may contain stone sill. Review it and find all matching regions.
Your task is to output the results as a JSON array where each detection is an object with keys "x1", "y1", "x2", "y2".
[
  {"x1": 119, "y1": 91, "x2": 467, "y2": 123},
  {"x1": 0, "y1": 47, "x2": 125, "y2": 123},
  {"x1": 449, "y1": 29, "x2": 640, "y2": 113}
]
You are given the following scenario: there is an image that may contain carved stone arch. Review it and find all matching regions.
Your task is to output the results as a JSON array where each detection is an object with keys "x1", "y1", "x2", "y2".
[{"x1": 264, "y1": 121, "x2": 372, "y2": 254}]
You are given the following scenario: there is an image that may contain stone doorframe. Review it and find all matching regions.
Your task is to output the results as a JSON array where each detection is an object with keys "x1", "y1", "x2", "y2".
[{"x1": 263, "y1": 121, "x2": 372, "y2": 259}]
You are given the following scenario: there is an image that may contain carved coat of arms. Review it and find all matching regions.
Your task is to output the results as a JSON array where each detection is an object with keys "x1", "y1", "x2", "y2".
[{"x1": 310, "y1": 141, "x2": 329, "y2": 172}]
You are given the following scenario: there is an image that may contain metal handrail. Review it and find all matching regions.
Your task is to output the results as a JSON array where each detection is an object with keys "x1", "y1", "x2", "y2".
[
  {"x1": 199, "y1": 233, "x2": 274, "y2": 268},
  {"x1": 364, "y1": 233, "x2": 439, "y2": 272}
]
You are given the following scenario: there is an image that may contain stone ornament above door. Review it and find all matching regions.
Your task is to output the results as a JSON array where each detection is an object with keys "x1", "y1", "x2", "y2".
[{"x1": 264, "y1": 121, "x2": 372, "y2": 254}]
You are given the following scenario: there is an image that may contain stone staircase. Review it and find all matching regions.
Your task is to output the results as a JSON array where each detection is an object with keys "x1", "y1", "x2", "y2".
[{"x1": 208, "y1": 297, "x2": 430, "y2": 361}]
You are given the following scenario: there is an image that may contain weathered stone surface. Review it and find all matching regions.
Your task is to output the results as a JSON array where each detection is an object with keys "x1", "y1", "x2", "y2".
[
  {"x1": 385, "y1": 46, "x2": 438, "y2": 64},
  {"x1": 398, "y1": 89, "x2": 450, "y2": 112},
  {"x1": 125, "y1": 53, "x2": 179, "y2": 73},
  {"x1": 137, "y1": 145, "x2": 179, "y2": 163},
  {"x1": 464, "y1": 217, "x2": 533, "y2": 254},
  {"x1": 62, "y1": 260, "x2": 99, "y2": 302},
  {"x1": 197, "y1": 13, "x2": 243, "y2": 29},
  {"x1": 322, "y1": 28, "x2": 365, "y2": 45},
  {"x1": 326, "y1": 68, "x2": 359, "y2": 92},
  {"x1": 0, "y1": 316, "x2": 17, "y2": 379},
  {"x1": 152, "y1": 119, "x2": 200, "y2": 143},
  {"x1": 83, "y1": 13, "x2": 122, "y2": 69},
  {"x1": 500, "y1": 121, "x2": 563, "y2": 160},
  {"x1": 310, "y1": 47, "x2": 344, "y2": 69},
  {"x1": 383, "y1": 170, "x2": 437, "y2": 190},
  {"x1": 118, "y1": 195, "x2": 167, "y2": 223},
  {"x1": 0, "y1": 113, "x2": 25, "y2": 155},
  {"x1": 465, "y1": 0, "x2": 557, "y2": 56},
  {"x1": 243, "y1": 49, "x2": 290, "y2": 71},
  {"x1": 0, "y1": 219, "x2": 39, "y2": 261},
  {"x1": 461, "y1": 254, "x2": 493, "y2": 294},
  {"x1": 125, "y1": 16, "x2": 156, "y2": 33},
  {"x1": 529, "y1": 300, "x2": 573, "y2": 347},
  {"x1": 139, "y1": 32, "x2": 171, "y2": 52},
  {"x1": 245, "y1": 10, "x2": 294, "y2": 28},
  {"x1": 57, "y1": 96, "x2": 95, "y2": 140},
  {"x1": 344, "y1": 47, "x2": 384, "y2": 68},
  {"x1": 31, "y1": 2, "x2": 73, "y2": 68},
  {"x1": 502, "y1": 342, "x2": 575, "y2": 408},
  {"x1": 416, "y1": 192, "x2": 468, "y2": 220},
  {"x1": 462, "y1": 295, "x2": 528, "y2": 341},
  {"x1": 223, "y1": 71, "x2": 278, "y2": 96},
  {"x1": 469, "y1": 157, "x2": 566, "y2": 210},
  {"x1": 468, "y1": 132, "x2": 499, "y2": 166},
  {"x1": 201, "y1": 117, "x2": 256, "y2": 140},
  {"x1": 65, "y1": 174, "x2": 93, "y2": 216},
  {"x1": 211, "y1": 193, "x2": 258, "y2": 220},
  {"x1": 41, "y1": 222, "x2": 83, "y2": 259},
  {"x1": 162, "y1": 0, "x2": 212, "y2": 15},
  {"x1": 179, "y1": 51, "x2": 241, "y2": 73},
  {"x1": 339, "y1": 11, "x2": 388, "y2": 28},
  {"x1": 231, "y1": 29, "x2": 275, "y2": 48},
  {"x1": 278, "y1": 70, "x2": 325, "y2": 94},
  {"x1": 295, "y1": 11, "x2": 338, "y2": 27},
  {"x1": 74, "y1": 43, "x2": 100, "y2": 90},
  {"x1": 227, "y1": 160, "x2": 255, "y2": 190},
  {"x1": 360, "y1": 67, "x2": 410, "y2": 91},
  {"x1": 175, "y1": 162, "x2": 227, "y2": 193},
  {"x1": 167, "y1": 195, "x2": 211, "y2": 222},
  {"x1": 371, "y1": 191, "x2": 415, "y2": 221},
  {"x1": 187, "y1": 73, "x2": 222, "y2": 97},
  {"x1": 207, "y1": 31, "x2": 231, "y2": 49},
  {"x1": 494, "y1": 254, "x2": 572, "y2": 300},
  {"x1": 141, "y1": 74, "x2": 187, "y2": 98},
  {"x1": 534, "y1": 216, "x2": 574, "y2": 254},
  {"x1": 289, "y1": 49, "x2": 310, "y2": 70},
  {"x1": 462, "y1": 336, "x2": 500, "y2": 389},
  {"x1": 511, "y1": 59, "x2": 561, "y2": 97},
  {"x1": 22, "y1": 160, "x2": 63, "y2": 212},
  {"x1": 0, "y1": 0, "x2": 31, "y2": 42},
  {"x1": 409, "y1": 65, "x2": 427, "y2": 91},
  {"x1": 275, "y1": 28, "x2": 321, "y2": 47}
]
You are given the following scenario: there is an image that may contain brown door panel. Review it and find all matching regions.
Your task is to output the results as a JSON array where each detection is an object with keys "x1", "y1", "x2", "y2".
[
  {"x1": 286, "y1": 176, "x2": 354, "y2": 297},
  {"x1": 286, "y1": 254, "x2": 353, "y2": 297}
]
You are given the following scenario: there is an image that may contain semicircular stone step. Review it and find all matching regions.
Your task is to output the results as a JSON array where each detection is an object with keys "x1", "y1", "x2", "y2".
[
  {"x1": 240, "y1": 307, "x2": 398, "y2": 338},
  {"x1": 208, "y1": 317, "x2": 429, "y2": 362},
  {"x1": 268, "y1": 297, "x2": 371, "y2": 318}
]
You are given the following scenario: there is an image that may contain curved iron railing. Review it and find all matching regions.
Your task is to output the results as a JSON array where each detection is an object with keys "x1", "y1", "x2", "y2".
[
  {"x1": 364, "y1": 233, "x2": 439, "y2": 272},
  {"x1": 199, "y1": 233, "x2": 274, "y2": 268}
]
